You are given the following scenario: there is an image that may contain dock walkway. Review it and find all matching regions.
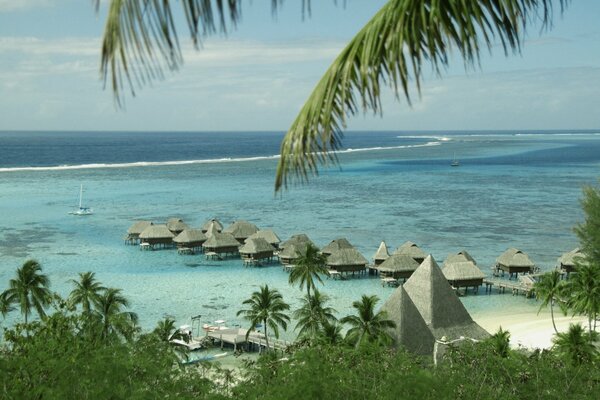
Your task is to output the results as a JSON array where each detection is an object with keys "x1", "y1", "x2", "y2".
[{"x1": 207, "y1": 328, "x2": 290, "y2": 353}]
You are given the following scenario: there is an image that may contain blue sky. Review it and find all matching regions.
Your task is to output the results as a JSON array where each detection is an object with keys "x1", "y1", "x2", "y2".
[{"x1": 0, "y1": 0, "x2": 599, "y2": 132}]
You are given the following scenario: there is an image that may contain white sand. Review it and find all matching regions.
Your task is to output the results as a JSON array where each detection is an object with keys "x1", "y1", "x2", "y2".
[{"x1": 473, "y1": 310, "x2": 587, "y2": 350}]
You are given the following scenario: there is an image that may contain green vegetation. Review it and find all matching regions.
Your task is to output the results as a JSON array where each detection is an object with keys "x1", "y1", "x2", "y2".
[
  {"x1": 340, "y1": 294, "x2": 395, "y2": 349},
  {"x1": 288, "y1": 243, "x2": 329, "y2": 300},
  {"x1": 292, "y1": 289, "x2": 337, "y2": 341},
  {"x1": 2, "y1": 259, "x2": 51, "y2": 324},
  {"x1": 534, "y1": 270, "x2": 566, "y2": 334}
]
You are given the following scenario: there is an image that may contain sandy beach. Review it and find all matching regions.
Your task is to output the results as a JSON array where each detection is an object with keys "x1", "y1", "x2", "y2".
[{"x1": 474, "y1": 310, "x2": 587, "y2": 350}]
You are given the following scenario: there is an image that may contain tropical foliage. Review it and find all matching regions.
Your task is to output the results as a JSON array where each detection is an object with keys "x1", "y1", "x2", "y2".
[
  {"x1": 288, "y1": 243, "x2": 329, "y2": 299},
  {"x1": 68, "y1": 271, "x2": 105, "y2": 314},
  {"x1": 1, "y1": 259, "x2": 51, "y2": 324},
  {"x1": 93, "y1": 287, "x2": 139, "y2": 342},
  {"x1": 292, "y1": 289, "x2": 337, "y2": 340},
  {"x1": 237, "y1": 285, "x2": 290, "y2": 351},
  {"x1": 534, "y1": 270, "x2": 566, "y2": 334},
  {"x1": 340, "y1": 294, "x2": 395, "y2": 349},
  {"x1": 574, "y1": 182, "x2": 600, "y2": 266},
  {"x1": 552, "y1": 323, "x2": 598, "y2": 365}
]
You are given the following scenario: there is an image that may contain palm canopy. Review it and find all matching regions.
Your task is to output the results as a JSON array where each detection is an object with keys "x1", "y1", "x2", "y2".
[
  {"x1": 0, "y1": 292, "x2": 15, "y2": 319},
  {"x1": 340, "y1": 294, "x2": 395, "y2": 349},
  {"x1": 288, "y1": 243, "x2": 329, "y2": 299},
  {"x1": 534, "y1": 270, "x2": 566, "y2": 334},
  {"x1": 293, "y1": 289, "x2": 337, "y2": 339},
  {"x1": 97, "y1": 0, "x2": 568, "y2": 191},
  {"x1": 2, "y1": 260, "x2": 51, "y2": 324},
  {"x1": 237, "y1": 285, "x2": 290, "y2": 350},
  {"x1": 93, "y1": 287, "x2": 139, "y2": 341},
  {"x1": 68, "y1": 271, "x2": 106, "y2": 314},
  {"x1": 565, "y1": 263, "x2": 600, "y2": 333}
]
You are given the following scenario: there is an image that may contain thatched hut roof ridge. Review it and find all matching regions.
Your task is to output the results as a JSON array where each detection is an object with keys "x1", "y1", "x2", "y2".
[
  {"x1": 201, "y1": 218, "x2": 223, "y2": 233},
  {"x1": 377, "y1": 254, "x2": 420, "y2": 274},
  {"x1": 373, "y1": 241, "x2": 390, "y2": 262},
  {"x1": 321, "y1": 238, "x2": 354, "y2": 255},
  {"x1": 247, "y1": 230, "x2": 281, "y2": 246},
  {"x1": 557, "y1": 248, "x2": 584, "y2": 267},
  {"x1": 127, "y1": 221, "x2": 153, "y2": 235},
  {"x1": 240, "y1": 238, "x2": 275, "y2": 254},
  {"x1": 202, "y1": 231, "x2": 240, "y2": 248},
  {"x1": 326, "y1": 248, "x2": 368, "y2": 267},
  {"x1": 393, "y1": 241, "x2": 427, "y2": 260},
  {"x1": 444, "y1": 250, "x2": 477, "y2": 266},
  {"x1": 223, "y1": 220, "x2": 259, "y2": 240},
  {"x1": 166, "y1": 218, "x2": 189, "y2": 233},
  {"x1": 496, "y1": 248, "x2": 535, "y2": 268},
  {"x1": 442, "y1": 261, "x2": 486, "y2": 281},
  {"x1": 280, "y1": 234, "x2": 314, "y2": 250},
  {"x1": 139, "y1": 224, "x2": 175, "y2": 240},
  {"x1": 173, "y1": 229, "x2": 207, "y2": 244}
]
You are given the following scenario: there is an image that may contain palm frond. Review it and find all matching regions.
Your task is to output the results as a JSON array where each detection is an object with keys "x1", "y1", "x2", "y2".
[{"x1": 274, "y1": 0, "x2": 568, "y2": 190}]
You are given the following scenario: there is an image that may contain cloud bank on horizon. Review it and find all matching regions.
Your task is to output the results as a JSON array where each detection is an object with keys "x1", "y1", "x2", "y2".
[{"x1": 0, "y1": 0, "x2": 598, "y2": 132}]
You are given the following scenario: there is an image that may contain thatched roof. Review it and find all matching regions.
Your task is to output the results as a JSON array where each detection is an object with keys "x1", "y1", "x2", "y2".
[
  {"x1": 223, "y1": 220, "x2": 259, "y2": 240},
  {"x1": 166, "y1": 218, "x2": 189, "y2": 233},
  {"x1": 557, "y1": 248, "x2": 585, "y2": 267},
  {"x1": 127, "y1": 221, "x2": 153, "y2": 235},
  {"x1": 173, "y1": 229, "x2": 207, "y2": 244},
  {"x1": 201, "y1": 218, "x2": 223, "y2": 233},
  {"x1": 444, "y1": 250, "x2": 477, "y2": 266},
  {"x1": 496, "y1": 248, "x2": 535, "y2": 268},
  {"x1": 326, "y1": 248, "x2": 368, "y2": 267},
  {"x1": 373, "y1": 241, "x2": 390, "y2": 262},
  {"x1": 377, "y1": 254, "x2": 420, "y2": 274},
  {"x1": 139, "y1": 224, "x2": 175, "y2": 240},
  {"x1": 393, "y1": 241, "x2": 427, "y2": 260},
  {"x1": 278, "y1": 243, "x2": 307, "y2": 260},
  {"x1": 202, "y1": 231, "x2": 240, "y2": 248},
  {"x1": 380, "y1": 286, "x2": 435, "y2": 355},
  {"x1": 247, "y1": 230, "x2": 281, "y2": 246},
  {"x1": 442, "y1": 261, "x2": 486, "y2": 281},
  {"x1": 280, "y1": 234, "x2": 314, "y2": 250},
  {"x1": 403, "y1": 256, "x2": 489, "y2": 341},
  {"x1": 321, "y1": 238, "x2": 354, "y2": 255},
  {"x1": 239, "y1": 238, "x2": 275, "y2": 254}
]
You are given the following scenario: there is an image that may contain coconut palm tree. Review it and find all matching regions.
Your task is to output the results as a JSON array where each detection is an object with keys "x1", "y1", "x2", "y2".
[
  {"x1": 0, "y1": 292, "x2": 14, "y2": 320},
  {"x1": 566, "y1": 262, "x2": 600, "y2": 335},
  {"x1": 68, "y1": 271, "x2": 106, "y2": 315},
  {"x1": 340, "y1": 294, "x2": 395, "y2": 349},
  {"x1": 293, "y1": 289, "x2": 337, "y2": 340},
  {"x1": 318, "y1": 321, "x2": 344, "y2": 346},
  {"x1": 552, "y1": 323, "x2": 598, "y2": 365},
  {"x1": 93, "y1": 288, "x2": 139, "y2": 342},
  {"x1": 2, "y1": 260, "x2": 51, "y2": 324},
  {"x1": 289, "y1": 243, "x2": 329, "y2": 300},
  {"x1": 534, "y1": 270, "x2": 566, "y2": 334},
  {"x1": 153, "y1": 316, "x2": 180, "y2": 342},
  {"x1": 237, "y1": 285, "x2": 290, "y2": 351},
  {"x1": 94, "y1": 1, "x2": 568, "y2": 191},
  {"x1": 488, "y1": 327, "x2": 511, "y2": 358}
]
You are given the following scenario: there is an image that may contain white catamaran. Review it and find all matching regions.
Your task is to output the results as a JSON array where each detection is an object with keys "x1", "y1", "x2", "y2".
[{"x1": 69, "y1": 185, "x2": 93, "y2": 216}]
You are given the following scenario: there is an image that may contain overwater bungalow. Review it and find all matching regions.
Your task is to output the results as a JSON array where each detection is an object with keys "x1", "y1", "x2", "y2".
[
  {"x1": 557, "y1": 248, "x2": 585, "y2": 276},
  {"x1": 173, "y1": 229, "x2": 207, "y2": 253},
  {"x1": 441, "y1": 261, "x2": 486, "y2": 293},
  {"x1": 201, "y1": 218, "x2": 223, "y2": 234},
  {"x1": 373, "y1": 241, "x2": 390, "y2": 266},
  {"x1": 321, "y1": 238, "x2": 354, "y2": 255},
  {"x1": 393, "y1": 241, "x2": 428, "y2": 264},
  {"x1": 444, "y1": 250, "x2": 477, "y2": 265},
  {"x1": 166, "y1": 218, "x2": 189, "y2": 235},
  {"x1": 377, "y1": 254, "x2": 420, "y2": 281},
  {"x1": 247, "y1": 229, "x2": 281, "y2": 249},
  {"x1": 223, "y1": 220, "x2": 259, "y2": 243},
  {"x1": 278, "y1": 243, "x2": 308, "y2": 266},
  {"x1": 326, "y1": 248, "x2": 368, "y2": 275},
  {"x1": 239, "y1": 238, "x2": 276, "y2": 265},
  {"x1": 125, "y1": 220, "x2": 153, "y2": 244},
  {"x1": 495, "y1": 248, "x2": 535, "y2": 278},
  {"x1": 202, "y1": 231, "x2": 240, "y2": 258},
  {"x1": 138, "y1": 224, "x2": 175, "y2": 249}
]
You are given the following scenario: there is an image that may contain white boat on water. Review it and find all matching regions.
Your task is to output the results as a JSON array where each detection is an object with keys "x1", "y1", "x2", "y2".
[
  {"x1": 451, "y1": 152, "x2": 460, "y2": 167},
  {"x1": 69, "y1": 184, "x2": 93, "y2": 215}
]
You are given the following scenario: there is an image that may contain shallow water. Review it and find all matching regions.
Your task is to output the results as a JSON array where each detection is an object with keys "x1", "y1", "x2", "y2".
[{"x1": 1, "y1": 130, "x2": 599, "y2": 335}]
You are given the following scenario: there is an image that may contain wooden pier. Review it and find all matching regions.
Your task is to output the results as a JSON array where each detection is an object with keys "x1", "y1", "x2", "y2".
[
  {"x1": 207, "y1": 328, "x2": 290, "y2": 353},
  {"x1": 483, "y1": 278, "x2": 535, "y2": 297}
]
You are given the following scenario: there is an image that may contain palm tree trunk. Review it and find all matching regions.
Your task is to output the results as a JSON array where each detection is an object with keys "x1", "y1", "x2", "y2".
[
  {"x1": 550, "y1": 300, "x2": 558, "y2": 335},
  {"x1": 263, "y1": 318, "x2": 270, "y2": 352}
]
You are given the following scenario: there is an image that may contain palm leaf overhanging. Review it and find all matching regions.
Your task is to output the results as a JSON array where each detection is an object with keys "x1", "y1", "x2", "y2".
[{"x1": 97, "y1": 1, "x2": 568, "y2": 190}]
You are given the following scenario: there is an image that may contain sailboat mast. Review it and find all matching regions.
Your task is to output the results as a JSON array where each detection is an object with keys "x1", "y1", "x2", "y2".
[{"x1": 79, "y1": 184, "x2": 83, "y2": 208}]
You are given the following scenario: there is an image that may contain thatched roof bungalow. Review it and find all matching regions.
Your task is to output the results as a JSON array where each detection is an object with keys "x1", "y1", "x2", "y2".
[
  {"x1": 247, "y1": 230, "x2": 281, "y2": 249},
  {"x1": 166, "y1": 218, "x2": 189, "y2": 235},
  {"x1": 380, "y1": 286, "x2": 435, "y2": 355},
  {"x1": 444, "y1": 250, "x2": 477, "y2": 265},
  {"x1": 280, "y1": 234, "x2": 314, "y2": 250},
  {"x1": 441, "y1": 261, "x2": 486, "y2": 291},
  {"x1": 278, "y1": 243, "x2": 308, "y2": 265},
  {"x1": 239, "y1": 238, "x2": 276, "y2": 263},
  {"x1": 201, "y1": 218, "x2": 223, "y2": 234},
  {"x1": 496, "y1": 248, "x2": 535, "y2": 277},
  {"x1": 393, "y1": 241, "x2": 428, "y2": 264},
  {"x1": 326, "y1": 248, "x2": 368, "y2": 273},
  {"x1": 377, "y1": 254, "x2": 420, "y2": 281},
  {"x1": 139, "y1": 224, "x2": 175, "y2": 248},
  {"x1": 173, "y1": 229, "x2": 207, "y2": 249},
  {"x1": 223, "y1": 220, "x2": 259, "y2": 243},
  {"x1": 126, "y1": 221, "x2": 153, "y2": 243},
  {"x1": 321, "y1": 238, "x2": 354, "y2": 255},
  {"x1": 373, "y1": 241, "x2": 390, "y2": 265},
  {"x1": 202, "y1": 231, "x2": 240, "y2": 257},
  {"x1": 403, "y1": 256, "x2": 490, "y2": 341},
  {"x1": 557, "y1": 248, "x2": 585, "y2": 274}
]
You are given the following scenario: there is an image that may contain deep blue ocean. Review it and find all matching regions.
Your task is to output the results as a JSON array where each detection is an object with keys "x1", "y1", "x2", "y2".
[{"x1": 1, "y1": 130, "x2": 599, "y2": 336}]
